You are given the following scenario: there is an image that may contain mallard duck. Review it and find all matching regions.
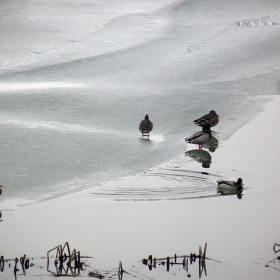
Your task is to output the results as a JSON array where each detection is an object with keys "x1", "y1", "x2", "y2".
[
  {"x1": 217, "y1": 178, "x2": 244, "y2": 190},
  {"x1": 193, "y1": 110, "x2": 219, "y2": 128},
  {"x1": 185, "y1": 123, "x2": 212, "y2": 149},
  {"x1": 139, "y1": 115, "x2": 153, "y2": 133}
]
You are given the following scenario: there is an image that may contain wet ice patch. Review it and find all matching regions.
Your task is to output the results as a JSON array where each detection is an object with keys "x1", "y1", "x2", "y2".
[
  {"x1": 0, "y1": 117, "x2": 125, "y2": 136},
  {"x1": 149, "y1": 134, "x2": 164, "y2": 142},
  {"x1": 0, "y1": 82, "x2": 87, "y2": 92}
]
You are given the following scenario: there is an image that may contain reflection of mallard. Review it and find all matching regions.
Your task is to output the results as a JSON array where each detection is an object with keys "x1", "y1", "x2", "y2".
[
  {"x1": 139, "y1": 115, "x2": 153, "y2": 133},
  {"x1": 217, "y1": 188, "x2": 243, "y2": 199},
  {"x1": 185, "y1": 149, "x2": 212, "y2": 168},
  {"x1": 185, "y1": 123, "x2": 212, "y2": 149},
  {"x1": 193, "y1": 110, "x2": 219, "y2": 128},
  {"x1": 217, "y1": 178, "x2": 244, "y2": 190},
  {"x1": 0, "y1": 185, "x2": 2, "y2": 195},
  {"x1": 204, "y1": 136, "x2": 219, "y2": 152}
]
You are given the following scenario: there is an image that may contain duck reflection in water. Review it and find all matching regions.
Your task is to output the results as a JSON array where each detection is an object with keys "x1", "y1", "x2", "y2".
[
  {"x1": 0, "y1": 211, "x2": 2, "y2": 222},
  {"x1": 185, "y1": 149, "x2": 212, "y2": 168},
  {"x1": 0, "y1": 256, "x2": 4, "y2": 272},
  {"x1": 203, "y1": 135, "x2": 219, "y2": 152},
  {"x1": 217, "y1": 187, "x2": 243, "y2": 199}
]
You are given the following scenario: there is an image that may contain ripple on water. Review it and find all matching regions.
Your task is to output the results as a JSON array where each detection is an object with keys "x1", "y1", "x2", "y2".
[{"x1": 90, "y1": 168, "x2": 221, "y2": 201}]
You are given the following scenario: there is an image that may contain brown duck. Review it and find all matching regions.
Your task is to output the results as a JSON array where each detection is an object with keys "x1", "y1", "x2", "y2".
[
  {"x1": 193, "y1": 110, "x2": 219, "y2": 127},
  {"x1": 139, "y1": 115, "x2": 153, "y2": 133}
]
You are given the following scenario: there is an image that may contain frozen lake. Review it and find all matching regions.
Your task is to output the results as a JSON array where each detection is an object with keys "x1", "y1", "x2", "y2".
[{"x1": 0, "y1": 0, "x2": 279, "y2": 208}]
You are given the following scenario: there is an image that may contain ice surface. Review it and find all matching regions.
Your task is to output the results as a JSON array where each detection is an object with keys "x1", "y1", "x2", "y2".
[{"x1": 0, "y1": 0, "x2": 279, "y2": 206}]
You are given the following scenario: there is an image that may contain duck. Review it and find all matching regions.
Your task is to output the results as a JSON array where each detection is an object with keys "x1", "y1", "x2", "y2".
[
  {"x1": 185, "y1": 123, "x2": 212, "y2": 149},
  {"x1": 217, "y1": 178, "x2": 244, "y2": 190},
  {"x1": 139, "y1": 115, "x2": 153, "y2": 133},
  {"x1": 193, "y1": 110, "x2": 219, "y2": 128}
]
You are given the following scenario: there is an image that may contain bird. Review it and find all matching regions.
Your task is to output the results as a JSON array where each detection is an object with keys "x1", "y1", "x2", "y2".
[
  {"x1": 217, "y1": 178, "x2": 244, "y2": 190},
  {"x1": 193, "y1": 110, "x2": 219, "y2": 128},
  {"x1": 185, "y1": 123, "x2": 212, "y2": 149},
  {"x1": 139, "y1": 114, "x2": 153, "y2": 139}
]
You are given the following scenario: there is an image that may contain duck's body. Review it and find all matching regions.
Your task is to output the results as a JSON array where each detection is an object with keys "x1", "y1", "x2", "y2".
[
  {"x1": 139, "y1": 115, "x2": 153, "y2": 133},
  {"x1": 185, "y1": 124, "x2": 212, "y2": 149},
  {"x1": 193, "y1": 110, "x2": 219, "y2": 128},
  {"x1": 217, "y1": 178, "x2": 244, "y2": 190}
]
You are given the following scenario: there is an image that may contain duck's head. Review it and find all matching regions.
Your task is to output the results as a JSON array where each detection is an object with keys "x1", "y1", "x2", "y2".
[
  {"x1": 144, "y1": 115, "x2": 149, "y2": 120},
  {"x1": 209, "y1": 110, "x2": 219, "y2": 117},
  {"x1": 237, "y1": 178, "x2": 244, "y2": 186},
  {"x1": 209, "y1": 110, "x2": 216, "y2": 114}
]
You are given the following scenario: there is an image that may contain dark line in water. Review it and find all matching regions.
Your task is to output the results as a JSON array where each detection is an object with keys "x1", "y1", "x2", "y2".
[
  {"x1": 166, "y1": 169, "x2": 222, "y2": 178},
  {"x1": 105, "y1": 194, "x2": 220, "y2": 201},
  {"x1": 148, "y1": 172, "x2": 208, "y2": 180}
]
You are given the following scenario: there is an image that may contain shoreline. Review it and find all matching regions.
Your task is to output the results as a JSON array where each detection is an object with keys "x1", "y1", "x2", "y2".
[{"x1": 1, "y1": 95, "x2": 280, "y2": 279}]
